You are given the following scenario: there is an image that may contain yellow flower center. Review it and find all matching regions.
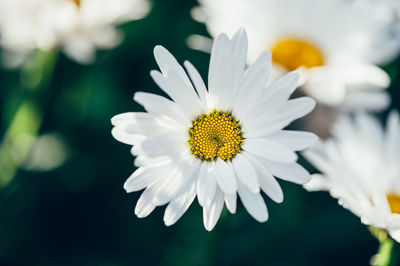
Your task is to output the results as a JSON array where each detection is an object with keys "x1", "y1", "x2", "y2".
[
  {"x1": 71, "y1": 0, "x2": 81, "y2": 7},
  {"x1": 271, "y1": 38, "x2": 324, "y2": 71},
  {"x1": 188, "y1": 110, "x2": 243, "y2": 161},
  {"x1": 387, "y1": 194, "x2": 400, "y2": 214}
]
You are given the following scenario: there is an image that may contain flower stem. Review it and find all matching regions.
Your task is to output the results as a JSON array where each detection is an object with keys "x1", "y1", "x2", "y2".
[
  {"x1": 0, "y1": 49, "x2": 58, "y2": 188},
  {"x1": 374, "y1": 238, "x2": 394, "y2": 266},
  {"x1": 369, "y1": 228, "x2": 399, "y2": 266}
]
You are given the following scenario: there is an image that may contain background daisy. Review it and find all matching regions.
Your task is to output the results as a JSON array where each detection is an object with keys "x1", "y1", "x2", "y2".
[
  {"x1": 191, "y1": 0, "x2": 400, "y2": 111},
  {"x1": 304, "y1": 112, "x2": 400, "y2": 243},
  {"x1": 0, "y1": 0, "x2": 151, "y2": 65}
]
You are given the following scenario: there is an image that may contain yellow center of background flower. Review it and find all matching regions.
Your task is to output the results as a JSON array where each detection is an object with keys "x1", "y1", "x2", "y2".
[
  {"x1": 188, "y1": 110, "x2": 243, "y2": 161},
  {"x1": 71, "y1": 0, "x2": 81, "y2": 7},
  {"x1": 387, "y1": 194, "x2": 400, "y2": 214},
  {"x1": 271, "y1": 38, "x2": 324, "y2": 71}
]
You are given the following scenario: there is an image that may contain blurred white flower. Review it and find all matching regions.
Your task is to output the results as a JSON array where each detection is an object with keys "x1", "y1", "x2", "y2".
[
  {"x1": 192, "y1": 0, "x2": 400, "y2": 111},
  {"x1": 22, "y1": 132, "x2": 69, "y2": 172},
  {"x1": 304, "y1": 112, "x2": 400, "y2": 242},
  {"x1": 0, "y1": 0, "x2": 151, "y2": 64},
  {"x1": 111, "y1": 29, "x2": 317, "y2": 230}
]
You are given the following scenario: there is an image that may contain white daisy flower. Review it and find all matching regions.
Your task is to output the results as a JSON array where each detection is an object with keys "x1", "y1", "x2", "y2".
[
  {"x1": 111, "y1": 29, "x2": 318, "y2": 230},
  {"x1": 304, "y1": 112, "x2": 400, "y2": 242},
  {"x1": 192, "y1": 0, "x2": 400, "y2": 111},
  {"x1": 0, "y1": 0, "x2": 150, "y2": 64}
]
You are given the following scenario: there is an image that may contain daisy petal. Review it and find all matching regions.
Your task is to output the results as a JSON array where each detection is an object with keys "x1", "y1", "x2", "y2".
[
  {"x1": 150, "y1": 69, "x2": 203, "y2": 118},
  {"x1": 203, "y1": 189, "x2": 224, "y2": 231},
  {"x1": 389, "y1": 230, "x2": 400, "y2": 243},
  {"x1": 247, "y1": 153, "x2": 283, "y2": 203},
  {"x1": 386, "y1": 111, "x2": 400, "y2": 158},
  {"x1": 208, "y1": 30, "x2": 247, "y2": 109},
  {"x1": 111, "y1": 127, "x2": 145, "y2": 146},
  {"x1": 124, "y1": 166, "x2": 161, "y2": 193},
  {"x1": 243, "y1": 139, "x2": 298, "y2": 163},
  {"x1": 164, "y1": 181, "x2": 196, "y2": 226},
  {"x1": 303, "y1": 174, "x2": 329, "y2": 191},
  {"x1": 237, "y1": 183, "x2": 268, "y2": 222},
  {"x1": 140, "y1": 130, "x2": 185, "y2": 157},
  {"x1": 184, "y1": 60, "x2": 209, "y2": 106},
  {"x1": 134, "y1": 92, "x2": 190, "y2": 127},
  {"x1": 232, "y1": 153, "x2": 260, "y2": 193},
  {"x1": 153, "y1": 45, "x2": 190, "y2": 85},
  {"x1": 197, "y1": 163, "x2": 217, "y2": 207},
  {"x1": 224, "y1": 193, "x2": 237, "y2": 214},
  {"x1": 342, "y1": 91, "x2": 390, "y2": 112},
  {"x1": 152, "y1": 159, "x2": 199, "y2": 206},
  {"x1": 135, "y1": 188, "x2": 156, "y2": 218},
  {"x1": 234, "y1": 52, "x2": 271, "y2": 118},
  {"x1": 111, "y1": 112, "x2": 152, "y2": 127},
  {"x1": 214, "y1": 159, "x2": 237, "y2": 195},
  {"x1": 266, "y1": 161, "x2": 311, "y2": 184},
  {"x1": 281, "y1": 97, "x2": 316, "y2": 122},
  {"x1": 262, "y1": 71, "x2": 299, "y2": 103},
  {"x1": 268, "y1": 130, "x2": 319, "y2": 151}
]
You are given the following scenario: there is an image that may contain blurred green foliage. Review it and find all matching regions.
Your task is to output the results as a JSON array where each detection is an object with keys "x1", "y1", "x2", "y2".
[{"x1": 0, "y1": 0, "x2": 400, "y2": 265}]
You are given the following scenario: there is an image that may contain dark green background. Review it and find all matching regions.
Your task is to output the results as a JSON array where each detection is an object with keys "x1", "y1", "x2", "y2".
[{"x1": 1, "y1": 0, "x2": 399, "y2": 265}]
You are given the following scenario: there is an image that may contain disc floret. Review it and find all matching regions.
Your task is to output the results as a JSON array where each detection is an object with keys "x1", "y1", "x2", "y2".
[{"x1": 188, "y1": 110, "x2": 243, "y2": 161}]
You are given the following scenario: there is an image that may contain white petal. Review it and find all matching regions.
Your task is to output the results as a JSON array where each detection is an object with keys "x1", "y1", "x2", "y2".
[
  {"x1": 303, "y1": 148, "x2": 332, "y2": 173},
  {"x1": 243, "y1": 119, "x2": 291, "y2": 139},
  {"x1": 111, "y1": 127, "x2": 145, "y2": 146},
  {"x1": 342, "y1": 90, "x2": 390, "y2": 112},
  {"x1": 243, "y1": 138, "x2": 298, "y2": 163},
  {"x1": 232, "y1": 153, "x2": 260, "y2": 193},
  {"x1": 224, "y1": 193, "x2": 237, "y2": 214},
  {"x1": 134, "y1": 92, "x2": 190, "y2": 127},
  {"x1": 165, "y1": 69, "x2": 204, "y2": 117},
  {"x1": 244, "y1": 72, "x2": 300, "y2": 124},
  {"x1": 265, "y1": 161, "x2": 311, "y2": 184},
  {"x1": 152, "y1": 159, "x2": 199, "y2": 206},
  {"x1": 262, "y1": 71, "x2": 300, "y2": 104},
  {"x1": 341, "y1": 63, "x2": 390, "y2": 89},
  {"x1": 184, "y1": 60, "x2": 209, "y2": 106},
  {"x1": 153, "y1": 45, "x2": 190, "y2": 85},
  {"x1": 208, "y1": 29, "x2": 247, "y2": 109},
  {"x1": 208, "y1": 33, "x2": 230, "y2": 107},
  {"x1": 164, "y1": 181, "x2": 196, "y2": 226},
  {"x1": 214, "y1": 159, "x2": 237, "y2": 195},
  {"x1": 244, "y1": 97, "x2": 316, "y2": 136},
  {"x1": 389, "y1": 229, "x2": 400, "y2": 244},
  {"x1": 197, "y1": 162, "x2": 217, "y2": 207},
  {"x1": 234, "y1": 52, "x2": 271, "y2": 119},
  {"x1": 268, "y1": 130, "x2": 319, "y2": 151},
  {"x1": 150, "y1": 69, "x2": 203, "y2": 118},
  {"x1": 303, "y1": 174, "x2": 329, "y2": 191},
  {"x1": 280, "y1": 97, "x2": 316, "y2": 122},
  {"x1": 203, "y1": 189, "x2": 224, "y2": 231},
  {"x1": 124, "y1": 166, "x2": 161, "y2": 193},
  {"x1": 246, "y1": 153, "x2": 283, "y2": 203},
  {"x1": 140, "y1": 130, "x2": 185, "y2": 157},
  {"x1": 305, "y1": 66, "x2": 347, "y2": 105},
  {"x1": 63, "y1": 38, "x2": 96, "y2": 64},
  {"x1": 135, "y1": 188, "x2": 156, "y2": 218},
  {"x1": 111, "y1": 112, "x2": 152, "y2": 127},
  {"x1": 237, "y1": 183, "x2": 268, "y2": 222},
  {"x1": 386, "y1": 111, "x2": 400, "y2": 159},
  {"x1": 355, "y1": 112, "x2": 383, "y2": 147}
]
